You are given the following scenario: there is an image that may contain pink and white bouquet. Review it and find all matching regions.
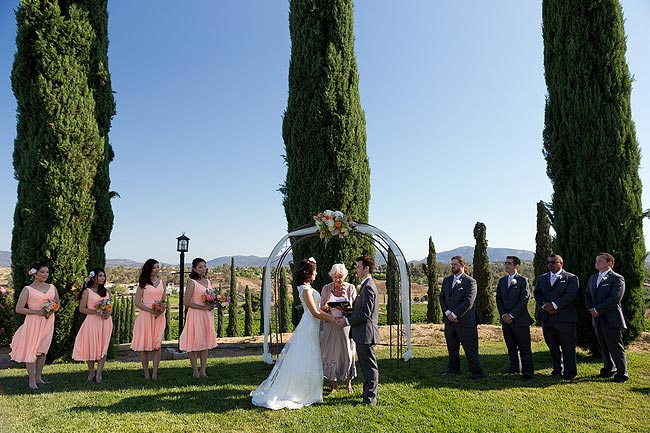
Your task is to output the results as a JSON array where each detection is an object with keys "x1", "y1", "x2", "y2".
[
  {"x1": 94, "y1": 298, "x2": 112, "y2": 314},
  {"x1": 202, "y1": 288, "x2": 218, "y2": 308},
  {"x1": 151, "y1": 300, "x2": 167, "y2": 316},
  {"x1": 42, "y1": 298, "x2": 59, "y2": 319},
  {"x1": 313, "y1": 210, "x2": 355, "y2": 241}
]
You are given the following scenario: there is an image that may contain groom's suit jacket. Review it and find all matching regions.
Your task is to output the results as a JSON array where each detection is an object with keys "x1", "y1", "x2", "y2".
[
  {"x1": 585, "y1": 270, "x2": 626, "y2": 329},
  {"x1": 533, "y1": 269, "x2": 579, "y2": 324},
  {"x1": 348, "y1": 277, "x2": 380, "y2": 345},
  {"x1": 496, "y1": 274, "x2": 533, "y2": 327},
  {"x1": 439, "y1": 273, "x2": 477, "y2": 327}
]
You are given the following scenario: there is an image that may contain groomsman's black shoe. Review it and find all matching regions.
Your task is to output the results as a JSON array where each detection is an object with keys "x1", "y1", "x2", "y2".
[
  {"x1": 613, "y1": 375, "x2": 628, "y2": 383},
  {"x1": 562, "y1": 374, "x2": 576, "y2": 380},
  {"x1": 522, "y1": 373, "x2": 534, "y2": 380},
  {"x1": 441, "y1": 370, "x2": 460, "y2": 376},
  {"x1": 503, "y1": 370, "x2": 519, "y2": 375},
  {"x1": 470, "y1": 373, "x2": 485, "y2": 380},
  {"x1": 598, "y1": 369, "x2": 616, "y2": 378},
  {"x1": 548, "y1": 370, "x2": 562, "y2": 376}
]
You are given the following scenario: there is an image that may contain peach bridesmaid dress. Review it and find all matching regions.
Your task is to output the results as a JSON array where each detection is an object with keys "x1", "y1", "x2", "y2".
[
  {"x1": 9, "y1": 285, "x2": 57, "y2": 363},
  {"x1": 130, "y1": 281, "x2": 166, "y2": 352},
  {"x1": 72, "y1": 290, "x2": 114, "y2": 361},
  {"x1": 179, "y1": 280, "x2": 218, "y2": 352}
]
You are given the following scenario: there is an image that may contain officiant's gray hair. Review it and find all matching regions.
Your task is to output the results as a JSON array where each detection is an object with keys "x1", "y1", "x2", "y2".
[{"x1": 329, "y1": 263, "x2": 348, "y2": 279}]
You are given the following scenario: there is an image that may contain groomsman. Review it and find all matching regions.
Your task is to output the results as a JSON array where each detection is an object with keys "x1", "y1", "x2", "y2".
[
  {"x1": 533, "y1": 253, "x2": 579, "y2": 380},
  {"x1": 440, "y1": 256, "x2": 484, "y2": 380},
  {"x1": 585, "y1": 252, "x2": 628, "y2": 383},
  {"x1": 496, "y1": 256, "x2": 534, "y2": 379}
]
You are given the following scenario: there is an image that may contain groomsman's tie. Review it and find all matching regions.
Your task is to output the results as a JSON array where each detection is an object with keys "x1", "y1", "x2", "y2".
[
  {"x1": 550, "y1": 273, "x2": 557, "y2": 286},
  {"x1": 597, "y1": 273, "x2": 603, "y2": 286}
]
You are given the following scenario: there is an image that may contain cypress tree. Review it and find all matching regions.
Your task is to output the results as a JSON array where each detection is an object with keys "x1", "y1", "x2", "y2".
[
  {"x1": 281, "y1": 0, "x2": 372, "y2": 291},
  {"x1": 226, "y1": 258, "x2": 239, "y2": 337},
  {"x1": 422, "y1": 236, "x2": 441, "y2": 324},
  {"x1": 11, "y1": 0, "x2": 104, "y2": 361},
  {"x1": 543, "y1": 0, "x2": 646, "y2": 348},
  {"x1": 244, "y1": 285, "x2": 253, "y2": 337},
  {"x1": 111, "y1": 296, "x2": 121, "y2": 343},
  {"x1": 217, "y1": 306, "x2": 224, "y2": 338},
  {"x1": 85, "y1": 0, "x2": 116, "y2": 270},
  {"x1": 278, "y1": 267, "x2": 292, "y2": 333},
  {"x1": 385, "y1": 249, "x2": 400, "y2": 325},
  {"x1": 533, "y1": 201, "x2": 553, "y2": 283},
  {"x1": 120, "y1": 297, "x2": 128, "y2": 343},
  {"x1": 259, "y1": 268, "x2": 265, "y2": 335},
  {"x1": 128, "y1": 295, "x2": 135, "y2": 341},
  {"x1": 290, "y1": 263, "x2": 301, "y2": 327},
  {"x1": 473, "y1": 222, "x2": 495, "y2": 324},
  {"x1": 164, "y1": 298, "x2": 171, "y2": 341}
]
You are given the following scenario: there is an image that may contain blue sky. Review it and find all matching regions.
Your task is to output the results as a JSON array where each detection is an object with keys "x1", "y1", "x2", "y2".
[{"x1": 0, "y1": 1, "x2": 648, "y2": 264}]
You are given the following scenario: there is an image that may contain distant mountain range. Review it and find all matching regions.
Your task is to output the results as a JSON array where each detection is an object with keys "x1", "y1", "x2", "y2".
[{"x1": 2, "y1": 248, "x2": 648, "y2": 268}]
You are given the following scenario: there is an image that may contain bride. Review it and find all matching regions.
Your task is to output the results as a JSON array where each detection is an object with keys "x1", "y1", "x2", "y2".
[{"x1": 251, "y1": 257, "x2": 333, "y2": 409}]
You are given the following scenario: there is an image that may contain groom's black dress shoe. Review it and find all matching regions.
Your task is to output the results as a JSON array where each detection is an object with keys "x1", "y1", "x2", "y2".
[
  {"x1": 548, "y1": 370, "x2": 562, "y2": 377},
  {"x1": 441, "y1": 370, "x2": 459, "y2": 376},
  {"x1": 598, "y1": 369, "x2": 616, "y2": 378},
  {"x1": 613, "y1": 375, "x2": 628, "y2": 383}
]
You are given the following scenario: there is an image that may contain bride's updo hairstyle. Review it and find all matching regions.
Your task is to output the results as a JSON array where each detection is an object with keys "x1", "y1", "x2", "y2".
[{"x1": 294, "y1": 258, "x2": 317, "y2": 285}]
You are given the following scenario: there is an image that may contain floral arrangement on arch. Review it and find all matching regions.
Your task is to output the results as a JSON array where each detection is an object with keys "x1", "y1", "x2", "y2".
[{"x1": 313, "y1": 210, "x2": 356, "y2": 241}]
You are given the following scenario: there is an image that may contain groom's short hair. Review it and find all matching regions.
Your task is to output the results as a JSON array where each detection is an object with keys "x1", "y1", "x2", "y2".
[{"x1": 356, "y1": 256, "x2": 376, "y2": 273}]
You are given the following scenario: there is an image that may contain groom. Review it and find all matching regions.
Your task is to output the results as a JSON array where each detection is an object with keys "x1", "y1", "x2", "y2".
[{"x1": 336, "y1": 255, "x2": 380, "y2": 405}]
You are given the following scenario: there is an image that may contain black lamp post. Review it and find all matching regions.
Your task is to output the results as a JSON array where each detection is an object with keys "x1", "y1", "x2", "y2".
[{"x1": 176, "y1": 233, "x2": 189, "y2": 344}]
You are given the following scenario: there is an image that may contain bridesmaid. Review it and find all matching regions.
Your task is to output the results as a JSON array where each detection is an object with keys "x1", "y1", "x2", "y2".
[
  {"x1": 179, "y1": 257, "x2": 218, "y2": 378},
  {"x1": 72, "y1": 268, "x2": 113, "y2": 383},
  {"x1": 9, "y1": 262, "x2": 60, "y2": 389},
  {"x1": 130, "y1": 259, "x2": 167, "y2": 379}
]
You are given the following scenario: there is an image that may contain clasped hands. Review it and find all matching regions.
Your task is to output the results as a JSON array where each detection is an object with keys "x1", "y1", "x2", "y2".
[
  {"x1": 333, "y1": 316, "x2": 348, "y2": 328},
  {"x1": 446, "y1": 313, "x2": 459, "y2": 323},
  {"x1": 501, "y1": 313, "x2": 513, "y2": 324},
  {"x1": 542, "y1": 302, "x2": 557, "y2": 315},
  {"x1": 589, "y1": 308, "x2": 599, "y2": 318}
]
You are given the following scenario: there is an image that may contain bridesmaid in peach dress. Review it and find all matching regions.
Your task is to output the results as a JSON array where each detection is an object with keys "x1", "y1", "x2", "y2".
[
  {"x1": 9, "y1": 262, "x2": 60, "y2": 389},
  {"x1": 131, "y1": 259, "x2": 167, "y2": 379},
  {"x1": 72, "y1": 268, "x2": 113, "y2": 382},
  {"x1": 179, "y1": 258, "x2": 218, "y2": 378}
]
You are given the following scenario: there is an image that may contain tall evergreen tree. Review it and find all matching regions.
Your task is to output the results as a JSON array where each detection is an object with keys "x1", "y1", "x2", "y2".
[
  {"x1": 226, "y1": 258, "x2": 239, "y2": 337},
  {"x1": 11, "y1": 0, "x2": 105, "y2": 360},
  {"x1": 85, "y1": 0, "x2": 116, "y2": 270},
  {"x1": 244, "y1": 285, "x2": 253, "y2": 337},
  {"x1": 543, "y1": 0, "x2": 646, "y2": 348},
  {"x1": 422, "y1": 236, "x2": 441, "y2": 324},
  {"x1": 385, "y1": 249, "x2": 400, "y2": 325},
  {"x1": 259, "y1": 268, "x2": 266, "y2": 335},
  {"x1": 278, "y1": 267, "x2": 291, "y2": 333},
  {"x1": 473, "y1": 222, "x2": 495, "y2": 324},
  {"x1": 533, "y1": 201, "x2": 553, "y2": 283},
  {"x1": 217, "y1": 306, "x2": 224, "y2": 338},
  {"x1": 281, "y1": 0, "x2": 372, "y2": 291}
]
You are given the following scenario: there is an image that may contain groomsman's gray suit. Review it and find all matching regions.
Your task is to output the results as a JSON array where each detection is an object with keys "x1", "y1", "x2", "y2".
[
  {"x1": 496, "y1": 274, "x2": 534, "y2": 376},
  {"x1": 439, "y1": 273, "x2": 484, "y2": 378},
  {"x1": 347, "y1": 277, "x2": 380, "y2": 405},
  {"x1": 585, "y1": 270, "x2": 628, "y2": 381},
  {"x1": 534, "y1": 270, "x2": 579, "y2": 378}
]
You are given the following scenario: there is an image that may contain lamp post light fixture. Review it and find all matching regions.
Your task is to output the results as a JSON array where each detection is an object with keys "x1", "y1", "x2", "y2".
[{"x1": 176, "y1": 233, "x2": 190, "y2": 347}]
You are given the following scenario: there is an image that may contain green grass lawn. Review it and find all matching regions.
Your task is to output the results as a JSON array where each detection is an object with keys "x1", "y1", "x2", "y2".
[{"x1": 1, "y1": 342, "x2": 649, "y2": 433}]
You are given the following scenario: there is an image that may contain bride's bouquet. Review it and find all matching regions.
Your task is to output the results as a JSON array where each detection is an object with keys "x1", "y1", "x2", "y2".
[
  {"x1": 42, "y1": 298, "x2": 59, "y2": 319},
  {"x1": 151, "y1": 300, "x2": 167, "y2": 317},
  {"x1": 313, "y1": 210, "x2": 355, "y2": 241},
  {"x1": 94, "y1": 298, "x2": 112, "y2": 314}
]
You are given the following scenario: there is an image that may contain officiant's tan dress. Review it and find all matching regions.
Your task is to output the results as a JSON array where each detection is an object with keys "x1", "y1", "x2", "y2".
[{"x1": 319, "y1": 282, "x2": 357, "y2": 381}]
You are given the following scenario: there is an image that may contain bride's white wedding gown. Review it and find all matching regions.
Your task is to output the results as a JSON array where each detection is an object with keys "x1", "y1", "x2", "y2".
[{"x1": 251, "y1": 285, "x2": 323, "y2": 409}]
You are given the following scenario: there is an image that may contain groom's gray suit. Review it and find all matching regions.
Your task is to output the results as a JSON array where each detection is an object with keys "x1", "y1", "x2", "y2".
[{"x1": 347, "y1": 276, "x2": 380, "y2": 405}]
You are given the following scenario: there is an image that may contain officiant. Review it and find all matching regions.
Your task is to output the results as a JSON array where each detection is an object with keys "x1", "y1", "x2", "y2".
[{"x1": 319, "y1": 263, "x2": 357, "y2": 394}]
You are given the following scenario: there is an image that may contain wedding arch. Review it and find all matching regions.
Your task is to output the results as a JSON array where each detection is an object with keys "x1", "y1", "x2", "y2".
[{"x1": 261, "y1": 222, "x2": 413, "y2": 364}]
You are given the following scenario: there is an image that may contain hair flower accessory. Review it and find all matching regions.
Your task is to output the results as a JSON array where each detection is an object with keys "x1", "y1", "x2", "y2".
[
  {"x1": 313, "y1": 210, "x2": 356, "y2": 242},
  {"x1": 307, "y1": 257, "x2": 317, "y2": 264},
  {"x1": 89, "y1": 271, "x2": 95, "y2": 277},
  {"x1": 29, "y1": 268, "x2": 38, "y2": 276}
]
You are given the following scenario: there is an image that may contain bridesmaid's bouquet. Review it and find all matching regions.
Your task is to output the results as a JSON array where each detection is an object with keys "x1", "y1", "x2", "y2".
[
  {"x1": 202, "y1": 288, "x2": 218, "y2": 308},
  {"x1": 217, "y1": 290, "x2": 231, "y2": 310},
  {"x1": 42, "y1": 299, "x2": 59, "y2": 319},
  {"x1": 94, "y1": 298, "x2": 112, "y2": 314},
  {"x1": 151, "y1": 300, "x2": 167, "y2": 317}
]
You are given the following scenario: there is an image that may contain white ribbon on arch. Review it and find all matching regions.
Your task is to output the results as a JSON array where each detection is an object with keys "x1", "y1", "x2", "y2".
[{"x1": 261, "y1": 223, "x2": 412, "y2": 364}]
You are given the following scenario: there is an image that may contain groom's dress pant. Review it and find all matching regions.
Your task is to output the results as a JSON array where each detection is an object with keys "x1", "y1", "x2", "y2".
[{"x1": 356, "y1": 343, "x2": 378, "y2": 405}]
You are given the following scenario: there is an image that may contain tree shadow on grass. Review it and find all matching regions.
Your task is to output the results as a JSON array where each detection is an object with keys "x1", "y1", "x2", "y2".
[{"x1": 377, "y1": 350, "x2": 609, "y2": 391}]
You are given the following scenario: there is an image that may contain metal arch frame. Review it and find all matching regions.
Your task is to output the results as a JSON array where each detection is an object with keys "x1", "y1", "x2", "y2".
[{"x1": 262, "y1": 223, "x2": 412, "y2": 364}]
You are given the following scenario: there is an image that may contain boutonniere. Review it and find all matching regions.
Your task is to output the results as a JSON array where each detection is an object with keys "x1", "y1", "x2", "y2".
[
  {"x1": 602, "y1": 275, "x2": 608, "y2": 281},
  {"x1": 454, "y1": 278, "x2": 462, "y2": 286},
  {"x1": 511, "y1": 278, "x2": 517, "y2": 285},
  {"x1": 557, "y1": 274, "x2": 563, "y2": 280}
]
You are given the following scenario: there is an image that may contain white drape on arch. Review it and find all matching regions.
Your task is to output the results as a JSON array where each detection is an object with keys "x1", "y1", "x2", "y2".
[{"x1": 261, "y1": 223, "x2": 412, "y2": 364}]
